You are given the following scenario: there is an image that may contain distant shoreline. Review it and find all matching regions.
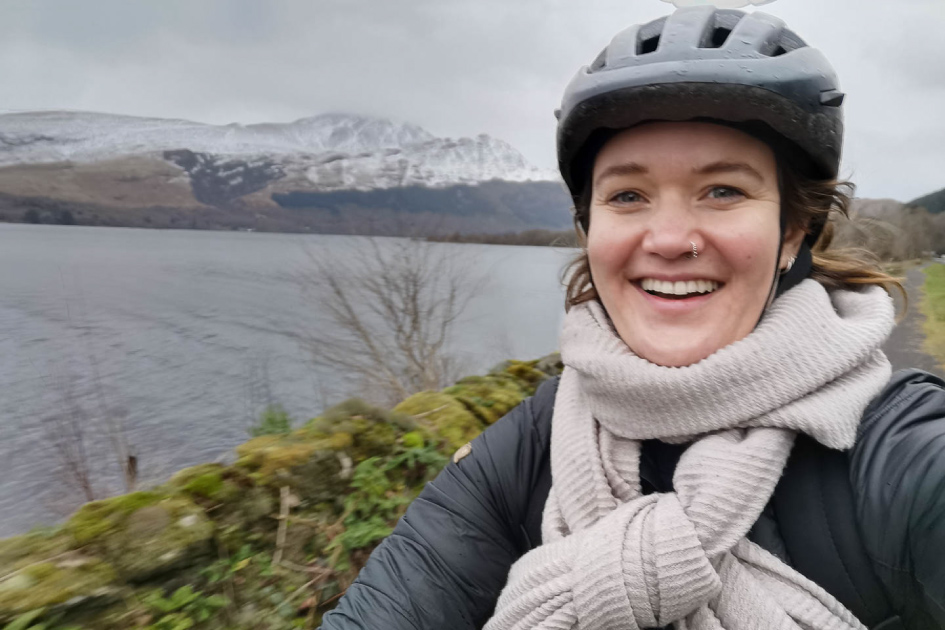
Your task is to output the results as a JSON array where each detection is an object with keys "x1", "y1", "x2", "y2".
[
  {"x1": 0, "y1": 217, "x2": 582, "y2": 250},
  {"x1": 427, "y1": 228, "x2": 578, "y2": 248}
]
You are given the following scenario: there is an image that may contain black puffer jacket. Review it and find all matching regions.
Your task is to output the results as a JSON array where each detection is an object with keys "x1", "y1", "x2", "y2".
[{"x1": 320, "y1": 370, "x2": 945, "y2": 629}]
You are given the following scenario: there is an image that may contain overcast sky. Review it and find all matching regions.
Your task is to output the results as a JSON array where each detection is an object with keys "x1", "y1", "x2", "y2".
[{"x1": 1, "y1": 0, "x2": 943, "y2": 201}]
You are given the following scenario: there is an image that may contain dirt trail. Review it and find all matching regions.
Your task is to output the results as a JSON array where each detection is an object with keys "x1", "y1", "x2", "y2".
[{"x1": 883, "y1": 265, "x2": 943, "y2": 378}]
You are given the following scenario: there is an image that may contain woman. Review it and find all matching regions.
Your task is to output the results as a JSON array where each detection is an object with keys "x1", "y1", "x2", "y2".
[{"x1": 321, "y1": 7, "x2": 945, "y2": 630}]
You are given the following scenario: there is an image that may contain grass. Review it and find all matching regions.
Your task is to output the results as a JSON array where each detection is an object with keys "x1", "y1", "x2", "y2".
[{"x1": 920, "y1": 263, "x2": 945, "y2": 368}]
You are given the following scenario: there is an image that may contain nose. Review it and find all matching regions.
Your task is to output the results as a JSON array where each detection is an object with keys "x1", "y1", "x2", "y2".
[{"x1": 640, "y1": 194, "x2": 700, "y2": 260}]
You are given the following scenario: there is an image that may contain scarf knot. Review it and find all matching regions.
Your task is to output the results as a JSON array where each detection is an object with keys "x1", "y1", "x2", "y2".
[{"x1": 486, "y1": 281, "x2": 894, "y2": 630}]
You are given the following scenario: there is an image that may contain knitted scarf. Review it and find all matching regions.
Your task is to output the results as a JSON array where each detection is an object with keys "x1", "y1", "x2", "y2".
[{"x1": 485, "y1": 280, "x2": 895, "y2": 630}]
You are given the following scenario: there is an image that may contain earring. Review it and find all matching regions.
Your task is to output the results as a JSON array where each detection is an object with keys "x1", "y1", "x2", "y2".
[
  {"x1": 688, "y1": 241, "x2": 698, "y2": 259},
  {"x1": 781, "y1": 255, "x2": 796, "y2": 274}
]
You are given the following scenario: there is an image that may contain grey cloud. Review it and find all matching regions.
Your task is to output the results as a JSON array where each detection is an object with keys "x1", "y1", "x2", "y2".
[{"x1": 1, "y1": 0, "x2": 943, "y2": 201}]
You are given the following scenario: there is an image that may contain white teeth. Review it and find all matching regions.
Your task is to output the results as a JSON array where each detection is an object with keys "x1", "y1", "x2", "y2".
[{"x1": 640, "y1": 278, "x2": 720, "y2": 296}]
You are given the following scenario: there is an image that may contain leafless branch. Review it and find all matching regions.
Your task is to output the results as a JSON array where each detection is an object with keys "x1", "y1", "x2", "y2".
[{"x1": 297, "y1": 237, "x2": 486, "y2": 407}]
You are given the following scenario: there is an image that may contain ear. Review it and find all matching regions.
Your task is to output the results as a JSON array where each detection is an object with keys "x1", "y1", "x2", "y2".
[{"x1": 780, "y1": 225, "x2": 806, "y2": 270}]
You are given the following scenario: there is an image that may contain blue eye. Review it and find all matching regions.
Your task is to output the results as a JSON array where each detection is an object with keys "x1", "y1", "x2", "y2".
[
  {"x1": 708, "y1": 186, "x2": 744, "y2": 200},
  {"x1": 610, "y1": 191, "x2": 643, "y2": 204}
]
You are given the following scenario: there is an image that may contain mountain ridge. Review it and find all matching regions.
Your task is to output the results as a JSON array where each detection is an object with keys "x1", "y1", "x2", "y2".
[
  {"x1": 908, "y1": 187, "x2": 945, "y2": 215},
  {"x1": 0, "y1": 110, "x2": 571, "y2": 235},
  {"x1": 0, "y1": 110, "x2": 556, "y2": 186}
]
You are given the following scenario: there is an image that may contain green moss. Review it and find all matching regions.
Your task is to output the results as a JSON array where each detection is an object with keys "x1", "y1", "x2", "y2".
[
  {"x1": 288, "y1": 449, "x2": 349, "y2": 505},
  {"x1": 343, "y1": 417, "x2": 398, "y2": 460},
  {"x1": 307, "y1": 399, "x2": 416, "y2": 435},
  {"x1": 101, "y1": 498, "x2": 214, "y2": 582},
  {"x1": 66, "y1": 491, "x2": 165, "y2": 546},
  {"x1": 62, "y1": 493, "x2": 214, "y2": 583},
  {"x1": 394, "y1": 392, "x2": 483, "y2": 453},
  {"x1": 402, "y1": 431, "x2": 425, "y2": 449},
  {"x1": 300, "y1": 398, "x2": 424, "y2": 463},
  {"x1": 0, "y1": 531, "x2": 70, "y2": 574},
  {"x1": 443, "y1": 375, "x2": 527, "y2": 425},
  {"x1": 0, "y1": 356, "x2": 572, "y2": 627},
  {"x1": 489, "y1": 359, "x2": 549, "y2": 395},
  {"x1": 168, "y1": 463, "x2": 227, "y2": 500},
  {"x1": 0, "y1": 554, "x2": 118, "y2": 622},
  {"x1": 236, "y1": 439, "x2": 321, "y2": 483},
  {"x1": 23, "y1": 562, "x2": 57, "y2": 581},
  {"x1": 326, "y1": 432, "x2": 354, "y2": 450}
]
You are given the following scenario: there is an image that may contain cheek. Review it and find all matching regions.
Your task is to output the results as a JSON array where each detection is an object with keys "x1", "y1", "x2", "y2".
[
  {"x1": 587, "y1": 215, "x2": 637, "y2": 278},
  {"x1": 720, "y1": 225, "x2": 780, "y2": 284}
]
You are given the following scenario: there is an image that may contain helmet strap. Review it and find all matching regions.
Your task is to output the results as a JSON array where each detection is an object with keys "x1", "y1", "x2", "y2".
[{"x1": 760, "y1": 210, "x2": 814, "y2": 323}]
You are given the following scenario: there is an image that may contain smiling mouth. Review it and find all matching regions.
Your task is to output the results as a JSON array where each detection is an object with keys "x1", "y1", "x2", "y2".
[{"x1": 639, "y1": 278, "x2": 722, "y2": 300}]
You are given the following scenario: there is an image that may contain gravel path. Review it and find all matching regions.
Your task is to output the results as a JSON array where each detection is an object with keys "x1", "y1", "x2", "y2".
[{"x1": 882, "y1": 265, "x2": 943, "y2": 378}]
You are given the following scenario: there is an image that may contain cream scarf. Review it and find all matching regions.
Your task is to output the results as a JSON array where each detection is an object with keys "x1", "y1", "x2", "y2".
[{"x1": 485, "y1": 280, "x2": 895, "y2": 630}]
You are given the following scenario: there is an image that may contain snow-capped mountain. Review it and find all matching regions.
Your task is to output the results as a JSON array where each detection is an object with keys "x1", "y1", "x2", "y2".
[
  {"x1": 0, "y1": 110, "x2": 570, "y2": 235},
  {"x1": 0, "y1": 110, "x2": 556, "y2": 189}
]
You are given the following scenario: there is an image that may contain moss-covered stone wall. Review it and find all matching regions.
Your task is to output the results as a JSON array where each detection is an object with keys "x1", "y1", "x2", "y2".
[{"x1": 0, "y1": 355, "x2": 561, "y2": 630}]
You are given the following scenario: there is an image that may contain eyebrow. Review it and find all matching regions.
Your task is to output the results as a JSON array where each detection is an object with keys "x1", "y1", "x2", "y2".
[
  {"x1": 593, "y1": 162, "x2": 648, "y2": 189},
  {"x1": 593, "y1": 160, "x2": 766, "y2": 188},
  {"x1": 695, "y1": 161, "x2": 765, "y2": 183}
]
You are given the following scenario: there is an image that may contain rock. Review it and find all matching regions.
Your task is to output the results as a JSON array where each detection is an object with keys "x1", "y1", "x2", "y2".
[
  {"x1": 304, "y1": 398, "x2": 418, "y2": 462},
  {"x1": 534, "y1": 352, "x2": 564, "y2": 378},
  {"x1": 178, "y1": 514, "x2": 200, "y2": 528},
  {"x1": 235, "y1": 436, "x2": 349, "y2": 506},
  {"x1": 394, "y1": 392, "x2": 483, "y2": 452},
  {"x1": 236, "y1": 437, "x2": 322, "y2": 483},
  {"x1": 168, "y1": 463, "x2": 227, "y2": 500},
  {"x1": 66, "y1": 491, "x2": 166, "y2": 546},
  {"x1": 443, "y1": 374, "x2": 528, "y2": 425},
  {"x1": 284, "y1": 449, "x2": 349, "y2": 505},
  {"x1": 488, "y1": 358, "x2": 552, "y2": 394},
  {"x1": 0, "y1": 533, "x2": 118, "y2": 623},
  {"x1": 0, "y1": 352, "x2": 564, "y2": 627},
  {"x1": 66, "y1": 495, "x2": 213, "y2": 582}
]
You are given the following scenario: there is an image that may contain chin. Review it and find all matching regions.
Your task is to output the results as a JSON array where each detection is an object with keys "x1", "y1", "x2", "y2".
[
  {"x1": 629, "y1": 337, "x2": 719, "y2": 368},
  {"x1": 642, "y1": 350, "x2": 707, "y2": 368}
]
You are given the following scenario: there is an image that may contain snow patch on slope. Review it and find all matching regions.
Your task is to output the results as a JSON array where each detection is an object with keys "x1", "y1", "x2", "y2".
[{"x1": 0, "y1": 111, "x2": 557, "y2": 188}]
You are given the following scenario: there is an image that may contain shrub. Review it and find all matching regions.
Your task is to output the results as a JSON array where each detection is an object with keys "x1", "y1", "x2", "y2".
[{"x1": 249, "y1": 405, "x2": 292, "y2": 437}]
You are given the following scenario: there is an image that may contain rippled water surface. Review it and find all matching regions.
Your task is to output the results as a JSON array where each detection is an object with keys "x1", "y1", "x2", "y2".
[{"x1": 0, "y1": 224, "x2": 570, "y2": 536}]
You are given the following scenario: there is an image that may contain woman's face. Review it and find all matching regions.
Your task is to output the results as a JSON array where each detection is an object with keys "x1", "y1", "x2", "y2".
[{"x1": 587, "y1": 122, "x2": 803, "y2": 367}]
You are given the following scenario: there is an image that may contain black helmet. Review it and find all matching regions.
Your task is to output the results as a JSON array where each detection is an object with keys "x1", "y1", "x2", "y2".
[
  {"x1": 556, "y1": 6, "x2": 844, "y2": 219},
  {"x1": 557, "y1": 7, "x2": 844, "y2": 299}
]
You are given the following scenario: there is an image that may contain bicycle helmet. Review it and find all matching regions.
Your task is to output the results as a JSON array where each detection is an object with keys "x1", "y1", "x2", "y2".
[
  {"x1": 557, "y1": 6, "x2": 844, "y2": 247},
  {"x1": 557, "y1": 6, "x2": 845, "y2": 298}
]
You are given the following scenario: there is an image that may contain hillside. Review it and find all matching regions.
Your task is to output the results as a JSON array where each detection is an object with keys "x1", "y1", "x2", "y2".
[
  {"x1": 908, "y1": 187, "x2": 945, "y2": 215},
  {"x1": 0, "y1": 111, "x2": 569, "y2": 235}
]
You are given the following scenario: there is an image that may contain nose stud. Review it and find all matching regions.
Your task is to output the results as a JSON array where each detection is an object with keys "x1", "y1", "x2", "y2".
[{"x1": 688, "y1": 241, "x2": 698, "y2": 259}]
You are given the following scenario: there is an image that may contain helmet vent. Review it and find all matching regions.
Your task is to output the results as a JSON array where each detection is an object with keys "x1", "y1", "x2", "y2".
[
  {"x1": 590, "y1": 48, "x2": 607, "y2": 71},
  {"x1": 639, "y1": 36, "x2": 660, "y2": 55},
  {"x1": 766, "y1": 32, "x2": 806, "y2": 56},
  {"x1": 705, "y1": 27, "x2": 732, "y2": 49}
]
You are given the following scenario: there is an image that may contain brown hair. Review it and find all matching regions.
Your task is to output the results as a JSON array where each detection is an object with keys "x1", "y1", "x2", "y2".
[{"x1": 564, "y1": 158, "x2": 905, "y2": 311}]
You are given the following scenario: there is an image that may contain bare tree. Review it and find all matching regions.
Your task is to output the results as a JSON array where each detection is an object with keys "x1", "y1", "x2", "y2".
[
  {"x1": 87, "y1": 351, "x2": 137, "y2": 494},
  {"x1": 298, "y1": 237, "x2": 487, "y2": 407},
  {"x1": 243, "y1": 353, "x2": 275, "y2": 426},
  {"x1": 42, "y1": 374, "x2": 98, "y2": 503},
  {"x1": 39, "y1": 275, "x2": 137, "y2": 509},
  {"x1": 832, "y1": 201, "x2": 941, "y2": 262},
  {"x1": 40, "y1": 364, "x2": 137, "y2": 507}
]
